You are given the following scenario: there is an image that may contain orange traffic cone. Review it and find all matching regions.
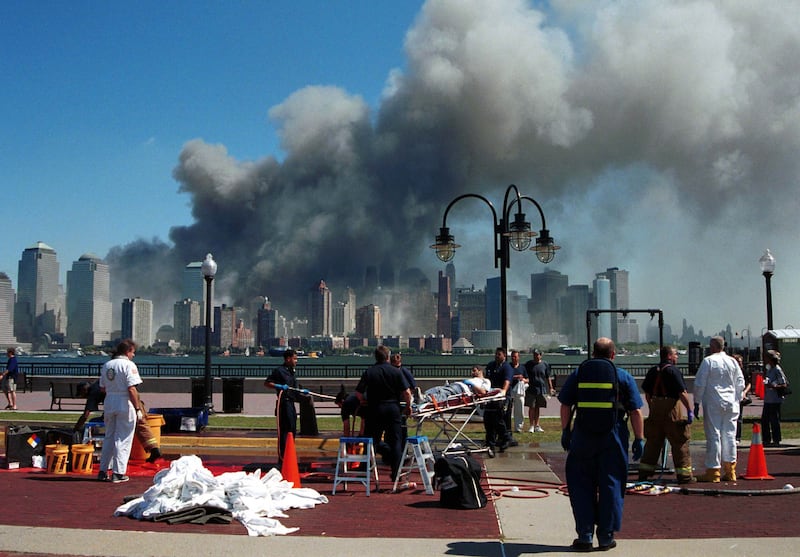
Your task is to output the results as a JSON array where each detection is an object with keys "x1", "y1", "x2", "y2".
[
  {"x1": 281, "y1": 432, "x2": 302, "y2": 488},
  {"x1": 742, "y1": 423, "x2": 774, "y2": 480},
  {"x1": 754, "y1": 373, "x2": 765, "y2": 398}
]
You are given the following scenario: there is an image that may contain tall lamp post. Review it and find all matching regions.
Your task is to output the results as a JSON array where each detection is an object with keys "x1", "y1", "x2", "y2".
[
  {"x1": 201, "y1": 253, "x2": 217, "y2": 413},
  {"x1": 759, "y1": 249, "x2": 775, "y2": 332},
  {"x1": 431, "y1": 184, "x2": 559, "y2": 349}
]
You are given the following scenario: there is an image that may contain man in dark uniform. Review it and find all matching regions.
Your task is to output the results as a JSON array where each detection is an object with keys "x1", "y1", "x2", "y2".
[
  {"x1": 355, "y1": 345, "x2": 412, "y2": 482},
  {"x1": 558, "y1": 337, "x2": 644, "y2": 552},
  {"x1": 638, "y1": 345, "x2": 695, "y2": 484},
  {"x1": 265, "y1": 349, "x2": 302, "y2": 468},
  {"x1": 74, "y1": 379, "x2": 163, "y2": 463},
  {"x1": 484, "y1": 347, "x2": 514, "y2": 454}
]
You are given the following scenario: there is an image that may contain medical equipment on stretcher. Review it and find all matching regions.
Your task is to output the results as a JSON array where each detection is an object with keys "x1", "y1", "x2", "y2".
[{"x1": 411, "y1": 390, "x2": 506, "y2": 455}]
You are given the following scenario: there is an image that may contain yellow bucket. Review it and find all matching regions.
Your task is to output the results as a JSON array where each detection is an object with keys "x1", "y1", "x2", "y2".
[
  {"x1": 70, "y1": 443, "x2": 95, "y2": 474},
  {"x1": 45, "y1": 444, "x2": 69, "y2": 474},
  {"x1": 130, "y1": 414, "x2": 165, "y2": 461}
]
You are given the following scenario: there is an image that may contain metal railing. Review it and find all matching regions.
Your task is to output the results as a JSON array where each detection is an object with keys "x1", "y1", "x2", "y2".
[{"x1": 17, "y1": 361, "x2": 693, "y2": 379}]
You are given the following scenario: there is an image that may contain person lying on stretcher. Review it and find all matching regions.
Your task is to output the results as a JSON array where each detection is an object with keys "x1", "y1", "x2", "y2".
[{"x1": 414, "y1": 366, "x2": 496, "y2": 411}]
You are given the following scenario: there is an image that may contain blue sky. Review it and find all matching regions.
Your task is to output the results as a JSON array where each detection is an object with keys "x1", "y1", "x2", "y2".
[
  {"x1": 1, "y1": 0, "x2": 423, "y2": 284},
  {"x1": 3, "y1": 0, "x2": 800, "y2": 337}
]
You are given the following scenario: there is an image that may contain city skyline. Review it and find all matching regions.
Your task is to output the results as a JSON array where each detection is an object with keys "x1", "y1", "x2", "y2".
[
  {"x1": 0, "y1": 240, "x2": 731, "y2": 350},
  {"x1": 4, "y1": 1, "x2": 800, "y2": 337}
]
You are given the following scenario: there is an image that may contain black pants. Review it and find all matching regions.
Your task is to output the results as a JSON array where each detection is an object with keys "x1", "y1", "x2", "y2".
[
  {"x1": 276, "y1": 400, "x2": 297, "y2": 467},
  {"x1": 366, "y1": 401, "x2": 403, "y2": 481},
  {"x1": 484, "y1": 400, "x2": 509, "y2": 449},
  {"x1": 761, "y1": 402, "x2": 782, "y2": 445}
]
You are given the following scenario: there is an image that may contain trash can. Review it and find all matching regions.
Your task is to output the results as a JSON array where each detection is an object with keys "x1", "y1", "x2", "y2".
[
  {"x1": 222, "y1": 377, "x2": 245, "y2": 413},
  {"x1": 688, "y1": 341, "x2": 703, "y2": 375},
  {"x1": 191, "y1": 377, "x2": 206, "y2": 408},
  {"x1": 130, "y1": 414, "x2": 165, "y2": 461}
]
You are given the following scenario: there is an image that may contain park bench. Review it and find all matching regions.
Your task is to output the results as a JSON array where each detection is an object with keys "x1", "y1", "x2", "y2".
[{"x1": 49, "y1": 381, "x2": 86, "y2": 411}]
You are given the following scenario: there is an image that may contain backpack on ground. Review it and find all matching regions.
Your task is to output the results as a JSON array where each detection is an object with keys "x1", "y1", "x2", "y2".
[{"x1": 433, "y1": 454, "x2": 487, "y2": 509}]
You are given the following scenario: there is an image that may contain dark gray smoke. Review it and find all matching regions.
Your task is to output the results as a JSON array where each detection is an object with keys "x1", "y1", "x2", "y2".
[{"x1": 108, "y1": 0, "x2": 800, "y2": 334}]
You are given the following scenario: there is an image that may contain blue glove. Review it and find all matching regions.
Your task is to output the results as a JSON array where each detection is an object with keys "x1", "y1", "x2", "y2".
[
  {"x1": 632, "y1": 438, "x2": 645, "y2": 461},
  {"x1": 275, "y1": 384, "x2": 288, "y2": 391},
  {"x1": 301, "y1": 389, "x2": 310, "y2": 395},
  {"x1": 560, "y1": 428, "x2": 571, "y2": 451},
  {"x1": 687, "y1": 411, "x2": 694, "y2": 424}
]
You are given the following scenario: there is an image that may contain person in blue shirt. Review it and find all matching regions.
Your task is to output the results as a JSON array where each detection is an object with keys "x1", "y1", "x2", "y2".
[
  {"x1": 2, "y1": 348, "x2": 20, "y2": 410},
  {"x1": 558, "y1": 337, "x2": 644, "y2": 552}
]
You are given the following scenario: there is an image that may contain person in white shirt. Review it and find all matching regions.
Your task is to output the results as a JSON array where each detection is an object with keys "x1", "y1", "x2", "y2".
[{"x1": 97, "y1": 339, "x2": 143, "y2": 483}]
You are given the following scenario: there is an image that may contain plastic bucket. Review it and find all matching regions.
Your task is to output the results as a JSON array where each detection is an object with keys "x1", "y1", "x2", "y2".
[
  {"x1": 70, "y1": 443, "x2": 95, "y2": 474},
  {"x1": 130, "y1": 414, "x2": 165, "y2": 461},
  {"x1": 45, "y1": 444, "x2": 69, "y2": 474}
]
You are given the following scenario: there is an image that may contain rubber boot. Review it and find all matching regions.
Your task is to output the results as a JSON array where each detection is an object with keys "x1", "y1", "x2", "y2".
[
  {"x1": 722, "y1": 461, "x2": 737, "y2": 482},
  {"x1": 698, "y1": 467, "x2": 721, "y2": 483}
]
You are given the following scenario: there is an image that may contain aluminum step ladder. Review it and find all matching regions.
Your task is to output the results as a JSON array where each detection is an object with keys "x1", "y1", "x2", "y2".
[{"x1": 393, "y1": 435, "x2": 436, "y2": 495}]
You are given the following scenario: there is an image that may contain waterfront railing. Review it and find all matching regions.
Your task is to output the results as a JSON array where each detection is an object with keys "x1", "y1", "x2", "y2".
[{"x1": 18, "y1": 361, "x2": 692, "y2": 379}]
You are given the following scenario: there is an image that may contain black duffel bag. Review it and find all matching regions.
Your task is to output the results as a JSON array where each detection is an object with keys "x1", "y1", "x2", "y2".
[{"x1": 434, "y1": 454, "x2": 487, "y2": 510}]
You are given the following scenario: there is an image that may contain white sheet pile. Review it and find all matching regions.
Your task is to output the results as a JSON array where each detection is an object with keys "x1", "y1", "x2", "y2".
[{"x1": 114, "y1": 455, "x2": 329, "y2": 536}]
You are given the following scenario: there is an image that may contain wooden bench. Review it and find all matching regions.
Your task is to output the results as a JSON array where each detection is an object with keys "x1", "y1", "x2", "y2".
[{"x1": 49, "y1": 382, "x2": 86, "y2": 411}]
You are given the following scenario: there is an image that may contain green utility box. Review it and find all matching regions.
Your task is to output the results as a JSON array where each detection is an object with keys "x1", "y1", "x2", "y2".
[{"x1": 762, "y1": 329, "x2": 800, "y2": 420}]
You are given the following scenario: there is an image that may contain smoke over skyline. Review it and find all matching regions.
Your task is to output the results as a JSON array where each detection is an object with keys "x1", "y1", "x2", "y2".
[{"x1": 107, "y1": 0, "x2": 800, "y2": 336}]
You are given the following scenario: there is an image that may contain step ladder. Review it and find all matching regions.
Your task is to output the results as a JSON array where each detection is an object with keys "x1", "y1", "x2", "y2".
[
  {"x1": 332, "y1": 437, "x2": 379, "y2": 496},
  {"x1": 393, "y1": 435, "x2": 436, "y2": 495}
]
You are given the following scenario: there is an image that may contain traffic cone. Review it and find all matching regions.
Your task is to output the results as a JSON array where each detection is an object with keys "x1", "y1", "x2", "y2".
[
  {"x1": 754, "y1": 373, "x2": 765, "y2": 399},
  {"x1": 742, "y1": 423, "x2": 774, "y2": 480},
  {"x1": 280, "y1": 432, "x2": 302, "y2": 488}
]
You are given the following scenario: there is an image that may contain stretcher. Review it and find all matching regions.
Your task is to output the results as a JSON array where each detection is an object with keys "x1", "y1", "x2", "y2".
[{"x1": 411, "y1": 390, "x2": 507, "y2": 455}]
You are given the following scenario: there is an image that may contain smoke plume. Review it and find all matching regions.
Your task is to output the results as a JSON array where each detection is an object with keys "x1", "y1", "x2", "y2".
[{"x1": 108, "y1": 0, "x2": 800, "y2": 335}]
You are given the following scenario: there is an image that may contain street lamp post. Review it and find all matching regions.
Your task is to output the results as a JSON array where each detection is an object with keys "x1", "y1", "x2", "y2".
[
  {"x1": 201, "y1": 253, "x2": 217, "y2": 413},
  {"x1": 759, "y1": 249, "x2": 775, "y2": 332},
  {"x1": 431, "y1": 184, "x2": 558, "y2": 349}
]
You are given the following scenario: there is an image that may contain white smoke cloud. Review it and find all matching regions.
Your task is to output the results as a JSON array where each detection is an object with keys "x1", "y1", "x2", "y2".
[{"x1": 109, "y1": 0, "x2": 800, "y2": 336}]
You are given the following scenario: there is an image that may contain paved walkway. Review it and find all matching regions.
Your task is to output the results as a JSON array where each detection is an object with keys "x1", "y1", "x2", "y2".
[{"x1": 1, "y1": 391, "x2": 799, "y2": 556}]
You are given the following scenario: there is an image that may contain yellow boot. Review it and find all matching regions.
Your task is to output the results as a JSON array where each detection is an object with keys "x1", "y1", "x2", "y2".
[
  {"x1": 722, "y1": 461, "x2": 737, "y2": 482},
  {"x1": 698, "y1": 468, "x2": 721, "y2": 483}
]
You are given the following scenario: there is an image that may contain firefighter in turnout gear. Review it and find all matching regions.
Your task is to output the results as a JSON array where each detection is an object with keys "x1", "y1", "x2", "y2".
[{"x1": 638, "y1": 345, "x2": 696, "y2": 484}]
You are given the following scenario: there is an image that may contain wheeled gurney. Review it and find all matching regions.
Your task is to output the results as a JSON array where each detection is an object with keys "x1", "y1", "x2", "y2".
[{"x1": 411, "y1": 390, "x2": 506, "y2": 455}]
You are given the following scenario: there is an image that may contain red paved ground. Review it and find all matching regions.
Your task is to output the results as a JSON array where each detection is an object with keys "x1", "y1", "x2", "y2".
[
  {"x1": 0, "y1": 454, "x2": 499, "y2": 540},
  {"x1": 543, "y1": 445, "x2": 800, "y2": 540}
]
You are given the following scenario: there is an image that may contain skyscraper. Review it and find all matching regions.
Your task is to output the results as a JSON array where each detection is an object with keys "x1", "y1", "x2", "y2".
[
  {"x1": 15, "y1": 241, "x2": 63, "y2": 342},
  {"x1": 173, "y1": 298, "x2": 201, "y2": 347},
  {"x1": 0, "y1": 272, "x2": 17, "y2": 346},
  {"x1": 256, "y1": 298, "x2": 279, "y2": 347},
  {"x1": 596, "y1": 267, "x2": 629, "y2": 341},
  {"x1": 485, "y1": 276, "x2": 501, "y2": 331},
  {"x1": 529, "y1": 269, "x2": 568, "y2": 334},
  {"x1": 355, "y1": 304, "x2": 381, "y2": 338},
  {"x1": 308, "y1": 280, "x2": 332, "y2": 336},
  {"x1": 66, "y1": 254, "x2": 112, "y2": 346},
  {"x1": 183, "y1": 261, "x2": 212, "y2": 317},
  {"x1": 121, "y1": 297, "x2": 153, "y2": 347},
  {"x1": 456, "y1": 286, "x2": 486, "y2": 341},
  {"x1": 593, "y1": 277, "x2": 612, "y2": 339}
]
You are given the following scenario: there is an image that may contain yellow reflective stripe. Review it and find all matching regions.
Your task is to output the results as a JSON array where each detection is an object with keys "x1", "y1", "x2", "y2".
[
  {"x1": 578, "y1": 382, "x2": 613, "y2": 389},
  {"x1": 576, "y1": 401, "x2": 614, "y2": 408}
]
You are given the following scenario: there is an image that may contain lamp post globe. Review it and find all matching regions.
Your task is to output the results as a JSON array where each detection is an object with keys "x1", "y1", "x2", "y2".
[
  {"x1": 759, "y1": 249, "x2": 775, "y2": 332},
  {"x1": 201, "y1": 254, "x2": 217, "y2": 412}
]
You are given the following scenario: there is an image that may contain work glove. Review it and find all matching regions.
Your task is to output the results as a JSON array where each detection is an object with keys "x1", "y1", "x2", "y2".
[
  {"x1": 275, "y1": 384, "x2": 288, "y2": 391},
  {"x1": 301, "y1": 389, "x2": 310, "y2": 395},
  {"x1": 687, "y1": 411, "x2": 694, "y2": 425},
  {"x1": 560, "y1": 428, "x2": 571, "y2": 451},
  {"x1": 631, "y1": 438, "x2": 645, "y2": 461},
  {"x1": 136, "y1": 409, "x2": 144, "y2": 421}
]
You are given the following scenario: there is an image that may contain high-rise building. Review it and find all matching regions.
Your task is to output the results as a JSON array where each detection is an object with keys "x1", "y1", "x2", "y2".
[
  {"x1": 342, "y1": 287, "x2": 356, "y2": 335},
  {"x1": 0, "y1": 272, "x2": 17, "y2": 346},
  {"x1": 558, "y1": 284, "x2": 590, "y2": 345},
  {"x1": 592, "y1": 277, "x2": 612, "y2": 339},
  {"x1": 529, "y1": 269, "x2": 568, "y2": 334},
  {"x1": 456, "y1": 286, "x2": 486, "y2": 341},
  {"x1": 214, "y1": 305, "x2": 237, "y2": 349},
  {"x1": 183, "y1": 261, "x2": 212, "y2": 317},
  {"x1": 256, "y1": 298, "x2": 280, "y2": 347},
  {"x1": 14, "y1": 241, "x2": 62, "y2": 342},
  {"x1": 436, "y1": 270, "x2": 452, "y2": 339},
  {"x1": 485, "y1": 277, "x2": 501, "y2": 332},
  {"x1": 308, "y1": 280, "x2": 332, "y2": 336},
  {"x1": 121, "y1": 297, "x2": 153, "y2": 347},
  {"x1": 66, "y1": 254, "x2": 112, "y2": 346},
  {"x1": 355, "y1": 304, "x2": 381, "y2": 338},
  {"x1": 173, "y1": 298, "x2": 201, "y2": 347},
  {"x1": 596, "y1": 267, "x2": 629, "y2": 341}
]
